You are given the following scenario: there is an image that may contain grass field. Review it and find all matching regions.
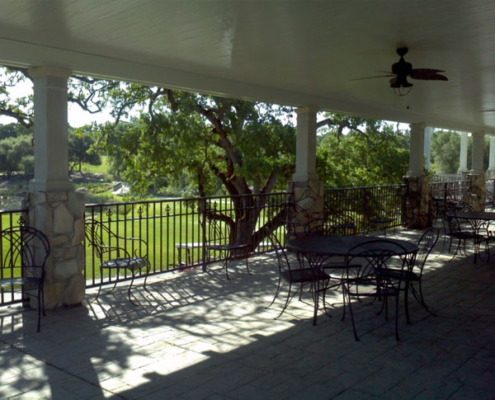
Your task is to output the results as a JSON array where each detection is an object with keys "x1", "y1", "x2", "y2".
[
  {"x1": 80, "y1": 155, "x2": 112, "y2": 175},
  {"x1": 0, "y1": 159, "x2": 285, "y2": 288}
]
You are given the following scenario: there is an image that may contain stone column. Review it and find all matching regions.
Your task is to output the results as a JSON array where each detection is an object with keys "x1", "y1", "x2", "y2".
[
  {"x1": 457, "y1": 132, "x2": 469, "y2": 176},
  {"x1": 290, "y1": 106, "x2": 324, "y2": 219},
  {"x1": 23, "y1": 66, "x2": 86, "y2": 309},
  {"x1": 404, "y1": 123, "x2": 430, "y2": 228},
  {"x1": 487, "y1": 136, "x2": 495, "y2": 178},
  {"x1": 466, "y1": 132, "x2": 486, "y2": 211}
]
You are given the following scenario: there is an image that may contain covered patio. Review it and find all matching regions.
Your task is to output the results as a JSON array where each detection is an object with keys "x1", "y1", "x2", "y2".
[
  {"x1": 1, "y1": 2, "x2": 495, "y2": 399},
  {"x1": 1, "y1": 228, "x2": 494, "y2": 399}
]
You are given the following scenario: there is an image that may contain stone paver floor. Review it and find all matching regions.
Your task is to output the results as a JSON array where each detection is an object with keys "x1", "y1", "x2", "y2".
[{"x1": 0, "y1": 230, "x2": 494, "y2": 399}]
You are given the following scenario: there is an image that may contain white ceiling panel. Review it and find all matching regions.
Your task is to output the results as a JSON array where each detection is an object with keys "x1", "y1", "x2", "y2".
[{"x1": 0, "y1": 1, "x2": 495, "y2": 132}]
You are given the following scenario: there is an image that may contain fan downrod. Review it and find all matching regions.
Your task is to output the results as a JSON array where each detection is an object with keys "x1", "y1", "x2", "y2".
[{"x1": 396, "y1": 47, "x2": 408, "y2": 57}]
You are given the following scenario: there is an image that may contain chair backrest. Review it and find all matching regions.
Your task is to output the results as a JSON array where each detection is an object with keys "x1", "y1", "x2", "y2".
[
  {"x1": 414, "y1": 227, "x2": 439, "y2": 275},
  {"x1": 85, "y1": 218, "x2": 107, "y2": 258},
  {"x1": 204, "y1": 210, "x2": 233, "y2": 245},
  {"x1": 85, "y1": 218, "x2": 130, "y2": 260},
  {"x1": 347, "y1": 239, "x2": 410, "y2": 278},
  {"x1": 1, "y1": 226, "x2": 50, "y2": 280},
  {"x1": 445, "y1": 210, "x2": 474, "y2": 234},
  {"x1": 307, "y1": 215, "x2": 357, "y2": 236},
  {"x1": 284, "y1": 202, "x2": 312, "y2": 240},
  {"x1": 264, "y1": 228, "x2": 295, "y2": 274},
  {"x1": 448, "y1": 201, "x2": 474, "y2": 213}
]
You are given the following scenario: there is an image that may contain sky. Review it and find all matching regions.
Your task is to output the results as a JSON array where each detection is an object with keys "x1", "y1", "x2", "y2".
[{"x1": 0, "y1": 76, "x2": 113, "y2": 128}]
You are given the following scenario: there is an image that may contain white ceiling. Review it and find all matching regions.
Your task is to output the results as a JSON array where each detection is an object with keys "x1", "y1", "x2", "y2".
[{"x1": 1, "y1": 1, "x2": 495, "y2": 133}]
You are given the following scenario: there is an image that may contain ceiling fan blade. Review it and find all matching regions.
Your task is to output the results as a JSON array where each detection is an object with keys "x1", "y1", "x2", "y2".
[
  {"x1": 351, "y1": 74, "x2": 394, "y2": 81},
  {"x1": 389, "y1": 77, "x2": 398, "y2": 86},
  {"x1": 410, "y1": 68, "x2": 448, "y2": 81}
]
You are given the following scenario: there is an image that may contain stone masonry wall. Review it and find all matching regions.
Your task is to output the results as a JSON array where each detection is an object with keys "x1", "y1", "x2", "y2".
[
  {"x1": 23, "y1": 190, "x2": 86, "y2": 309},
  {"x1": 288, "y1": 179, "x2": 325, "y2": 219}
]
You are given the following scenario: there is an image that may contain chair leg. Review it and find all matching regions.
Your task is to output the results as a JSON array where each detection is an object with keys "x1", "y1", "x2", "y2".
[
  {"x1": 92, "y1": 268, "x2": 105, "y2": 303},
  {"x1": 404, "y1": 281, "x2": 411, "y2": 325},
  {"x1": 346, "y1": 289, "x2": 360, "y2": 341},
  {"x1": 37, "y1": 286, "x2": 42, "y2": 333},
  {"x1": 108, "y1": 280, "x2": 119, "y2": 293},
  {"x1": 411, "y1": 282, "x2": 436, "y2": 317},
  {"x1": 245, "y1": 257, "x2": 251, "y2": 276},
  {"x1": 268, "y1": 276, "x2": 283, "y2": 308},
  {"x1": 311, "y1": 281, "x2": 319, "y2": 326},
  {"x1": 395, "y1": 291, "x2": 401, "y2": 341},
  {"x1": 127, "y1": 272, "x2": 138, "y2": 306},
  {"x1": 143, "y1": 263, "x2": 151, "y2": 292},
  {"x1": 341, "y1": 287, "x2": 347, "y2": 322},
  {"x1": 274, "y1": 282, "x2": 296, "y2": 320},
  {"x1": 41, "y1": 285, "x2": 46, "y2": 317},
  {"x1": 224, "y1": 259, "x2": 230, "y2": 280}
]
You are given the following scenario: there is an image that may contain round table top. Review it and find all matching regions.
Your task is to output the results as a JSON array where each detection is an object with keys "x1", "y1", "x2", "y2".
[
  {"x1": 452, "y1": 211, "x2": 495, "y2": 221},
  {"x1": 287, "y1": 235, "x2": 418, "y2": 256}
]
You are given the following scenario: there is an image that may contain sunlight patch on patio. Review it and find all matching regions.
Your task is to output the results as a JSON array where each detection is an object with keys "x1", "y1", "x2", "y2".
[{"x1": 0, "y1": 230, "x2": 494, "y2": 399}]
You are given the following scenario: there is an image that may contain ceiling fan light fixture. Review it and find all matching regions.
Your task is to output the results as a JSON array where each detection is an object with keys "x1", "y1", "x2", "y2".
[
  {"x1": 393, "y1": 86, "x2": 413, "y2": 97},
  {"x1": 390, "y1": 76, "x2": 413, "y2": 96}
]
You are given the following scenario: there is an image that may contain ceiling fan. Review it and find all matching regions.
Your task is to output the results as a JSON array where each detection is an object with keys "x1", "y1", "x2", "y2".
[{"x1": 355, "y1": 47, "x2": 448, "y2": 95}]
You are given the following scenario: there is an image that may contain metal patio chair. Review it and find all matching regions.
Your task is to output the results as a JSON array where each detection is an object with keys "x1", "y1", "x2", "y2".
[
  {"x1": 85, "y1": 218, "x2": 151, "y2": 304},
  {"x1": 0, "y1": 226, "x2": 50, "y2": 332},
  {"x1": 305, "y1": 216, "x2": 360, "y2": 289},
  {"x1": 341, "y1": 239, "x2": 414, "y2": 341},
  {"x1": 266, "y1": 228, "x2": 331, "y2": 324},
  {"x1": 378, "y1": 227, "x2": 440, "y2": 322},
  {"x1": 204, "y1": 211, "x2": 252, "y2": 280}
]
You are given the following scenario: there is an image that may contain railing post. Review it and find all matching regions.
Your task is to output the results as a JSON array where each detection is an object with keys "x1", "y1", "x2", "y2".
[{"x1": 201, "y1": 197, "x2": 208, "y2": 272}]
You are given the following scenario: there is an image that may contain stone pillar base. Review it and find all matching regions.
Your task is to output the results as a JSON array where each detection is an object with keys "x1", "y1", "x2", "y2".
[
  {"x1": 23, "y1": 190, "x2": 86, "y2": 309},
  {"x1": 465, "y1": 173, "x2": 486, "y2": 212},
  {"x1": 404, "y1": 175, "x2": 430, "y2": 229},
  {"x1": 288, "y1": 179, "x2": 325, "y2": 220}
]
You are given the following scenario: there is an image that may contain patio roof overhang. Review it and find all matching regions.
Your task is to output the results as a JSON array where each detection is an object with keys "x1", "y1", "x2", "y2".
[{"x1": 1, "y1": 1, "x2": 495, "y2": 134}]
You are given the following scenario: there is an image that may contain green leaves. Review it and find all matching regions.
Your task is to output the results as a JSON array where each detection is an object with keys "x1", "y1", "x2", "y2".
[
  {"x1": 98, "y1": 86, "x2": 297, "y2": 197},
  {"x1": 316, "y1": 116, "x2": 409, "y2": 187}
]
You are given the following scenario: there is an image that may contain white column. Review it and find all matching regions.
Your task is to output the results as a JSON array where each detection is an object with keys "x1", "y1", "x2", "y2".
[
  {"x1": 458, "y1": 132, "x2": 469, "y2": 174},
  {"x1": 25, "y1": 66, "x2": 85, "y2": 309},
  {"x1": 488, "y1": 136, "x2": 495, "y2": 175},
  {"x1": 471, "y1": 131, "x2": 485, "y2": 173},
  {"x1": 407, "y1": 122, "x2": 426, "y2": 177},
  {"x1": 28, "y1": 66, "x2": 73, "y2": 192},
  {"x1": 424, "y1": 126, "x2": 433, "y2": 171},
  {"x1": 292, "y1": 106, "x2": 319, "y2": 182}
]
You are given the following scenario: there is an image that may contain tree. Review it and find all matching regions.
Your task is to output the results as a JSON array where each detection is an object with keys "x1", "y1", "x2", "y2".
[
  {"x1": 0, "y1": 135, "x2": 33, "y2": 176},
  {"x1": 316, "y1": 115, "x2": 410, "y2": 187},
  {"x1": 68, "y1": 126, "x2": 101, "y2": 174},
  {"x1": 98, "y1": 88, "x2": 297, "y2": 246},
  {"x1": 430, "y1": 130, "x2": 460, "y2": 174}
]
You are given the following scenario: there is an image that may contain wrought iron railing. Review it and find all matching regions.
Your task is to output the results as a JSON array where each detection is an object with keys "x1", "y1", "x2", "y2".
[
  {"x1": 429, "y1": 180, "x2": 471, "y2": 202},
  {"x1": 0, "y1": 208, "x2": 29, "y2": 306},
  {"x1": 0, "y1": 184, "x2": 420, "y2": 305},
  {"x1": 324, "y1": 184, "x2": 406, "y2": 234},
  {"x1": 83, "y1": 192, "x2": 288, "y2": 288}
]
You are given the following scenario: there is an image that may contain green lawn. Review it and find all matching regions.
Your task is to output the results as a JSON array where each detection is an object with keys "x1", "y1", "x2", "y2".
[
  {"x1": 84, "y1": 202, "x2": 205, "y2": 282},
  {"x1": 80, "y1": 155, "x2": 111, "y2": 175}
]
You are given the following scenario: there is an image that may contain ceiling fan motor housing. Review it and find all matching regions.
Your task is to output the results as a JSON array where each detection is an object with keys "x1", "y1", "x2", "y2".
[{"x1": 392, "y1": 58, "x2": 413, "y2": 76}]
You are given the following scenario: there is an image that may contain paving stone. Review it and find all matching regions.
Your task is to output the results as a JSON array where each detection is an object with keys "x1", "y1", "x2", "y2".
[{"x1": 0, "y1": 243, "x2": 494, "y2": 399}]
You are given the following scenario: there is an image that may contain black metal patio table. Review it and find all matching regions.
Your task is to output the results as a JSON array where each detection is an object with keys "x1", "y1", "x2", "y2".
[{"x1": 286, "y1": 235, "x2": 418, "y2": 325}]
